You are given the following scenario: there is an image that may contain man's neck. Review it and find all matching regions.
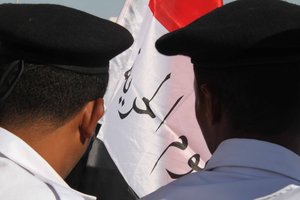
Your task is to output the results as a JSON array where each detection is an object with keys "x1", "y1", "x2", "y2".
[
  {"x1": 236, "y1": 130, "x2": 300, "y2": 156},
  {"x1": 2, "y1": 120, "x2": 82, "y2": 179}
]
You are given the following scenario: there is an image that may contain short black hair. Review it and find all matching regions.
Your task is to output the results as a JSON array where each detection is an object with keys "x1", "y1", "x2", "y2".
[
  {"x1": 0, "y1": 63, "x2": 108, "y2": 127},
  {"x1": 194, "y1": 63, "x2": 300, "y2": 135}
]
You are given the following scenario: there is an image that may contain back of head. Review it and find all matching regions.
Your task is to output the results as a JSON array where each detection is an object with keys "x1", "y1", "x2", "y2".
[
  {"x1": 155, "y1": 0, "x2": 300, "y2": 136},
  {"x1": 0, "y1": 4, "x2": 133, "y2": 128},
  {"x1": 0, "y1": 63, "x2": 108, "y2": 127},
  {"x1": 193, "y1": 64, "x2": 300, "y2": 135}
]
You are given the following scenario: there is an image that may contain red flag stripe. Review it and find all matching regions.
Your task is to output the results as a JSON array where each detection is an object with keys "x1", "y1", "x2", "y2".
[{"x1": 149, "y1": 0, "x2": 223, "y2": 31}]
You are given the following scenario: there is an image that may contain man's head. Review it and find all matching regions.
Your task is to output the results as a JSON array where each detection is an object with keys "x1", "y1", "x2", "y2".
[
  {"x1": 0, "y1": 63, "x2": 108, "y2": 128},
  {"x1": 0, "y1": 4, "x2": 133, "y2": 177},
  {"x1": 155, "y1": 0, "x2": 300, "y2": 153}
]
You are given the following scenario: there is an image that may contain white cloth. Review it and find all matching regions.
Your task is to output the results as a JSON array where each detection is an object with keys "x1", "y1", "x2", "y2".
[
  {"x1": 0, "y1": 127, "x2": 96, "y2": 200},
  {"x1": 255, "y1": 184, "x2": 300, "y2": 200},
  {"x1": 141, "y1": 138, "x2": 300, "y2": 200}
]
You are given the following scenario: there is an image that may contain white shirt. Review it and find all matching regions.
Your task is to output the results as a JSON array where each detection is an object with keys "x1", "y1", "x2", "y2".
[
  {"x1": 255, "y1": 185, "x2": 300, "y2": 200},
  {"x1": 141, "y1": 139, "x2": 300, "y2": 200},
  {"x1": 0, "y1": 127, "x2": 96, "y2": 200}
]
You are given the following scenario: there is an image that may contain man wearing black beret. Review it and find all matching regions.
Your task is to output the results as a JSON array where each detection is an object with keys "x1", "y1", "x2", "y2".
[
  {"x1": 142, "y1": 0, "x2": 300, "y2": 199},
  {"x1": 0, "y1": 4, "x2": 132, "y2": 200}
]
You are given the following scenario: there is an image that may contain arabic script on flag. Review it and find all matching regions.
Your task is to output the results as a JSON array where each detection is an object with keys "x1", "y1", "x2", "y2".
[{"x1": 98, "y1": 0, "x2": 222, "y2": 197}]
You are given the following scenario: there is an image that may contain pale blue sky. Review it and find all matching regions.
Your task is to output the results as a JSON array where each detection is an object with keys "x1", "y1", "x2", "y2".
[
  {"x1": 0, "y1": 0, "x2": 299, "y2": 19},
  {"x1": 0, "y1": 0, "x2": 126, "y2": 19}
]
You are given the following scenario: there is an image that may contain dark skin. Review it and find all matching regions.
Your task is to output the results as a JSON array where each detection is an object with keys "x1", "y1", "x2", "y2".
[
  {"x1": 195, "y1": 82, "x2": 300, "y2": 155},
  {"x1": 2, "y1": 98, "x2": 104, "y2": 178}
]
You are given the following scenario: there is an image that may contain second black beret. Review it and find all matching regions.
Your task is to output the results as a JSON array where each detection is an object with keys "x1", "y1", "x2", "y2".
[{"x1": 156, "y1": 0, "x2": 300, "y2": 68}]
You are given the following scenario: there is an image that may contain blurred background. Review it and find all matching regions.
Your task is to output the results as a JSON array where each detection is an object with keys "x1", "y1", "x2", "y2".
[{"x1": 1, "y1": 0, "x2": 299, "y2": 19}]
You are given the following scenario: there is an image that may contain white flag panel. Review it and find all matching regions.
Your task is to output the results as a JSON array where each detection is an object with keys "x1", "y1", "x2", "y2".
[{"x1": 98, "y1": 0, "x2": 211, "y2": 197}]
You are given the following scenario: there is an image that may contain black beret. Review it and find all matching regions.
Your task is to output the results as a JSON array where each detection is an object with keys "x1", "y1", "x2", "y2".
[
  {"x1": 0, "y1": 3, "x2": 133, "y2": 73},
  {"x1": 155, "y1": 0, "x2": 300, "y2": 68}
]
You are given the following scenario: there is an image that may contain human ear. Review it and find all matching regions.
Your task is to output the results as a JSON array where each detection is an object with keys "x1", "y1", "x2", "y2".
[
  {"x1": 199, "y1": 84, "x2": 221, "y2": 124},
  {"x1": 199, "y1": 84, "x2": 211, "y2": 121},
  {"x1": 80, "y1": 97, "x2": 104, "y2": 140}
]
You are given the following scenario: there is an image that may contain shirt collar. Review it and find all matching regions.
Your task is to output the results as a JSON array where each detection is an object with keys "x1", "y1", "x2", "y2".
[
  {"x1": 0, "y1": 127, "x2": 96, "y2": 200},
  {"x1": 205, "y1": 138, "x2": 300, "y2": 182}
]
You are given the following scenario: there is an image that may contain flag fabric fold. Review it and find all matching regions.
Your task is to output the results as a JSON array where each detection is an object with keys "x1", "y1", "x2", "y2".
[{"x1": 98, "y1": 0, "x2": 222, "y2": 197}]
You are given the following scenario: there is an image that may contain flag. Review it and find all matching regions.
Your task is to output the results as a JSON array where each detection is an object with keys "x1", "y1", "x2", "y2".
[{"x1": 98, "y1": 0, "x2": 222, "y2": 197}]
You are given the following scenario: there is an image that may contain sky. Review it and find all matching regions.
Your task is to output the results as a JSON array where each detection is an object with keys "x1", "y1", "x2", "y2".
[
  {"x1": 0, "y1": 0, "x2": 299, "y2": 19},
  {"x1": 0, "y1": 0, "x2": 126, "y2": 19}
]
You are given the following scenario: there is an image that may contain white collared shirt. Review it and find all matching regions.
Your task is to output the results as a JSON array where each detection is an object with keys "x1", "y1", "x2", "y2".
[
  {"x1": 0, "y1": 127, "x2": 96, "y2": 200},
  {"x1": 142, "y1": 138, "x2": 300, "y2": 200}
]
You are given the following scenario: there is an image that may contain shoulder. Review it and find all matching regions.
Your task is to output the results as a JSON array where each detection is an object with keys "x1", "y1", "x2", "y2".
[
  {"x1": 256, "y1": 185, "x2": 300, "y2": 200},
  {"x1": 0, "y1": 157, "x2": 57, "y2": 200},
  {"x1": 141, "y1": 170, "x2": 299, "y2": 200},
  {"x1": 141, "y1": 172, "x2": 215, "y2": 200}
]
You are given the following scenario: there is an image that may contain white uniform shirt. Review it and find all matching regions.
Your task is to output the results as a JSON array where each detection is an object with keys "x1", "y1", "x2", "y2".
[
  {"x1": 0, "y1": 127, "x2": 96, "y2": 200},
  {"x1": 142, "y1": 139, "x2": 300, "y2": 200}
]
